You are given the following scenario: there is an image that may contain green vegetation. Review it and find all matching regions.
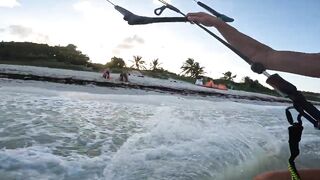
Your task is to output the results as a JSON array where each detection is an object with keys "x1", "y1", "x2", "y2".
[
  {"x1": 0, "y1": 41, "x2": 93, "y2": 70},
  {"x1": 105, "y1": 56, "x2": 126, "y2": 69},
  {"x1": 221, "y1": 71, "x2": 237, "y2": 81},
  {"x1": 150, "y1": 58, "x2": 162, "y2": 71},
  {"x1": 302, "y1": 91, "x2": 320, "y2": 102},
  {"x1": 130, "y1": 55, "x2": 146, "y2": 70},
  {"x1": 141, "y1": 69, "x2": 195, "y2": 83},
  {"x1": 213, "y1": 76, "x2": 277, "y2": 96},
  {"x1": 180, "y1": 58, "x2": 205, "y2": 78},
  {"x1": 0, "y1": 41, "x2": 319, "y2": 102}
]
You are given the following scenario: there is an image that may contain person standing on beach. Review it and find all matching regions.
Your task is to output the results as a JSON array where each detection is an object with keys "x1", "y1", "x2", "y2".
[
  {"x1": 102, "y1": 69, "x2": 110, "y2": 79},
  {"x1": 120, "y1": 71, "x2": 128, "y2": 82},
  {"x1": 186, "y1": 12, "x2": 320, "y2": 180}
]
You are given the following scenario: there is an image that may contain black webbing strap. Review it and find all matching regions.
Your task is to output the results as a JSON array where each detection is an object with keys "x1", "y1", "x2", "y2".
[{"x1": 286, "y1": 107, "x2": 304, "y2": 180}]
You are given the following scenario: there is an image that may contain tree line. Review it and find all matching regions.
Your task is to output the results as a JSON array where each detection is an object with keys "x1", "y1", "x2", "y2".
[
  {"x1": 1, "y1": 41, "x2": 319, "y2": 100},
  {"x1": 0, "y1": 41, "x2": 275, "y2": 95},
  {"x1": 0, "y1": 41, "x2": 90, "y2": 66},
  {"x1": 105, "y1": 55, "x2": 275, "y2": 95}
]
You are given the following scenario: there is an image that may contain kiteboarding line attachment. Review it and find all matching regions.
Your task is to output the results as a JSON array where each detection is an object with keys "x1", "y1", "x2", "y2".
[
  {"x1": 286, "y1": 107, "x2": 303, "y2": 180},
  {"x1": 104, "y1": 0, "x2": 233, "y2": 25}
]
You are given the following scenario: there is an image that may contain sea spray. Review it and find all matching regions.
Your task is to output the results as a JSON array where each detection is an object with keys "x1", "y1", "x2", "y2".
[{"x1": 0, "y1": 86, "x2": 319, "y2": 180}]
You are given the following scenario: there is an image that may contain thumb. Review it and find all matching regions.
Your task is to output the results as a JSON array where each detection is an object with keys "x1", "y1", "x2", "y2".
[{"x1": 187, "y1": 15, "x2": 200, "y2": 23}]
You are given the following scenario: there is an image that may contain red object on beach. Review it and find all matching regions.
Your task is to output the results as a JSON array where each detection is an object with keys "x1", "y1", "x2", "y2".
[{"x1": 204, "y1": 80, "x2": 228, "y2": 90}]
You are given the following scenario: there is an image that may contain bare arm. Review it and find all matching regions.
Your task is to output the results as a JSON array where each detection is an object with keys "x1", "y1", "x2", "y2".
[
  {"x1": 187, "y1": 12, "x2": 320, "y2": 78},
  {"x1": 254, "y1": 169, "x2": 320, "y2": 180}
]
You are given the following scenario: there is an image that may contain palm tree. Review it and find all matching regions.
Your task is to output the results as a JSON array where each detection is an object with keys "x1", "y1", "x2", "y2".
[
  {"x1": 181, "y1": 58, "x2": 195, "y2": 76},
  {"x1": 242, "y1": 76, "x2": 253, "y2": 84},
  {"x1": 192, "y1": 62, "x2": 205, "y2": 78},
  {"x1": 181, "y1": 58, "x2": 204, "y2": 78},
  {"x1": 221, "y1": 71, "x2": 237, "y2": 81},
  {"x1": 150, "y1": 58, "x2": 162, "y2": 71},
  {"x1": 130, "y1": 55, "x2": 146, "y2": 70}
]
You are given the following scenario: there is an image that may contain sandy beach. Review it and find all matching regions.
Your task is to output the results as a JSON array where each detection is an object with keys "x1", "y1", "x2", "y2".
[{"x1": 0, "y1": 64, "x2": 289, "y2": 103}]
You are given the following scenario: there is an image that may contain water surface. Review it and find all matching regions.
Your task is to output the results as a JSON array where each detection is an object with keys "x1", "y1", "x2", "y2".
[{"x1": 0, "y1": 86, "x2": 319, "y2": 180}]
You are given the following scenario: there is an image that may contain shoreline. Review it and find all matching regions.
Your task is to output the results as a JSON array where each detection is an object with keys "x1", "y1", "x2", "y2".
[
  {"x1": 0, "y1": 72, "x2": 283, "y2": 102},
  {"x1": 0, "y1": 64, "x2": 294, "y2": 104}
]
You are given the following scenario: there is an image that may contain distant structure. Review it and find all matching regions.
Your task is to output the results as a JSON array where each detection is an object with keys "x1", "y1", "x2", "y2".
[{"x1": 195, "y1": 77, "x2": 203, "y2": 86}]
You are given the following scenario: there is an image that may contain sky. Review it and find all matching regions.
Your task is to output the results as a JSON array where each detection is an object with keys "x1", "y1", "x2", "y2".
[{"x1": 0, "y1": 0, "x2": 319, "y2": 93}]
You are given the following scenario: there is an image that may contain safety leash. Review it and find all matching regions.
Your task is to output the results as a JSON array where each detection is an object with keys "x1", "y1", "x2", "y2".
[{"x1": 286, "y1": 107, "x2": 304, "y2": 180}]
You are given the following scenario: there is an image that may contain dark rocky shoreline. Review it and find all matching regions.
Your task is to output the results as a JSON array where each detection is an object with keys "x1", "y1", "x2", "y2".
[{"x1": 0, "y1": 72, "x2": 293, "y2": 103}]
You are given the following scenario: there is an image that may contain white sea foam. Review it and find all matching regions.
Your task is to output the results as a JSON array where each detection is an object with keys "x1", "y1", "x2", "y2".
[{"x1": 0, "y1": 84, "x2": 319, "y2": 180}]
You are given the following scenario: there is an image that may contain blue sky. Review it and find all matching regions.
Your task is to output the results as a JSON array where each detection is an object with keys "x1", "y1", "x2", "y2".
[{"x1": 0, "y1": 0, "x2": 319, "y2": 92}]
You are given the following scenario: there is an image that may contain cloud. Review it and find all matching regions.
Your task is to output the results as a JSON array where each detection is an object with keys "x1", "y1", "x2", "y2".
[
  {"x1": 5, "y1": 25, "x2": 50, "y2": 43},
  {"x1": 123, "y1": 35, "x2": 145, "y2": 44},
  {"x1": 0, "y1": 28, "x2": 5, "y2": 32},
  {"x1": 0, "y1": 0, "x2": 20, "y2": 8},
  {"x1": 8, "y1": 25, "x2": 33, "y2": 38},
  {"x1": 117, "y1": 44, "x2": 134, "y2": 49},
  {"x1": 112, "y1": 35, "x2": 145, "y2": 54}
]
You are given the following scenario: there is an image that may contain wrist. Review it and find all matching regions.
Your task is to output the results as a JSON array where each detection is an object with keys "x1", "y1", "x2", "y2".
[{"x1": 213, "y1": 18, "x2": 227, "y2": 29}]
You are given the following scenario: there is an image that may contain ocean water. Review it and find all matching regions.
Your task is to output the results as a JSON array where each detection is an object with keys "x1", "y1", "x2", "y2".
[{"x1": 0, "y1": 86, "x2": 319, "y2": 180}]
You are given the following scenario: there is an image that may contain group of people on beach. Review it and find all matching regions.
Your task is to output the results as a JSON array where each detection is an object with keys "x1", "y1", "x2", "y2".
[{"x1": 102, "y1": 69, "x2": 128, "y2": 82}]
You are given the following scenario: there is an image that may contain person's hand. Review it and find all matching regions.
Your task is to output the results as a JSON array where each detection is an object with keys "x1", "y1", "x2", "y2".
[{"x1": 187, "y1": 12, "x2": 222, "y2": 27}]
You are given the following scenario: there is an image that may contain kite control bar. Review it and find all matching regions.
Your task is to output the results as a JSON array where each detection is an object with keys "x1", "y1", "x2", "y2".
[
  {"x1": 114, "y1": 4, "x2": 187, "y2": 25},
  {"x1": 105, "y1": 0, "x2": 233, "y2": 25},
  {"x1": 192, "y1": 0, "x2": 234, "y2": 22}
]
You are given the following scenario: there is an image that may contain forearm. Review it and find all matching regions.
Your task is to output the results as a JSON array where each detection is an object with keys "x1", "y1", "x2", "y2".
[
  {"x1": 214, "y1": 21, "x2": 320, "y2": 77},
  {"x1": 254, "y1": 169, "x2": 320, "y2": 180},
  {"x1": 267, "y1": 51, "x2": 320, "y2": 77},
  {"x1": 214, "y1": 20, "x2": 273, "y2": 65}
]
